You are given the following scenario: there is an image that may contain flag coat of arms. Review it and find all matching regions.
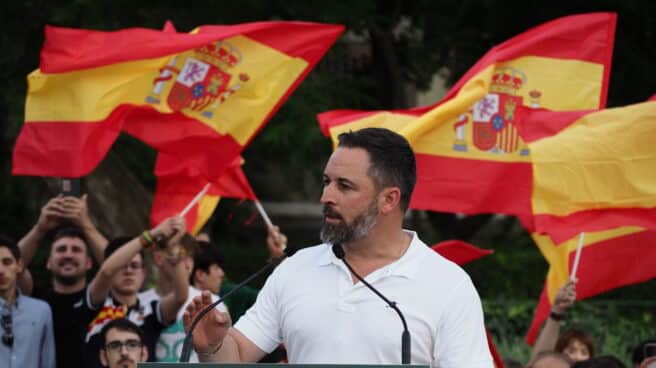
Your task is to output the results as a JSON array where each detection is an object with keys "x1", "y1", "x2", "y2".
[
  {"x1": 13, "y1": 21, "x2": 344, "y2": 179},
  {"x1": 319, "y1": 13, "x2": 616, "y2": 216}
]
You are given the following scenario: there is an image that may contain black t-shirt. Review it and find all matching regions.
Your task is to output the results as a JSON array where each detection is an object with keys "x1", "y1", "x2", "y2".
[
  {"x1": 84, "y1": 294, "x2": 167, "y2": 368},
  {"x1": 33, "y1": 285, "x2": 97, "y2": 368}
]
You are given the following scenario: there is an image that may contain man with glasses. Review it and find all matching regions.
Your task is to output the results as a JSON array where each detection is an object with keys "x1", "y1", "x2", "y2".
[
  {"x1": 99, "y1": 318, "x2": 148, "y2": 368},
  {"x1": 84, "y1": 216, "x2": 189, "y2": 368},
  {"x1": 0, "y1": 235, "x2": 55, "y2": 368}
]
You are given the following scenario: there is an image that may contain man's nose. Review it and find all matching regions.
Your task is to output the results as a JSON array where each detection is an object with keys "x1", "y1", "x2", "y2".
[{"x1": 320, "y1": 183, "x2": 335, "y2": 205}]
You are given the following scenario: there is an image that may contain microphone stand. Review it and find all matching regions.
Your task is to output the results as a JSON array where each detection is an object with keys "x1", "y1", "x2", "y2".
[
  {"x1": 332, "y1": 243, "x2": 411, "y2": 364},
  {"x1": 179, "y1": 249, "x2": 294, "y2": 362}
]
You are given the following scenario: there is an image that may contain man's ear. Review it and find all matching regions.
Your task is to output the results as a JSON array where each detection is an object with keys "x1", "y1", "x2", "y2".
[
  {"x1": 46, "y1": 256, "x2": 53, "y2": 272},
  {"x1": 193, "y1": 269, "x2": 207, "y2": 286},
  {"x1": 85, "y1": 256, "x2": 93, "y2": 271},
  {"x1": 152, "y1": 251, "x2": 164, "y2": 266},
  {"x1": 16, "y1": 259, "x2": 24, "y2": 274},
  {"x1": 141, "y1": 346, "x2": 149, "y2": 362},
  {"x1": 99, "y1": 349, "x2": 108, "y2": 367},
  {"x1": 378, "y1": 187, "x2": 401, "y2": 214}
]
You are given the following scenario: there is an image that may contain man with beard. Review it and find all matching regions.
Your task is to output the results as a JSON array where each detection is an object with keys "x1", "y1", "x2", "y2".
[
  {"x1": 183, "y1": 128, "x2": 493, "y2": 367},
  {"x1": 98, "y1": 318, "x2": 148, "y2": 368},
  {"x1": 18, "y1": 195, "x2": 107, "y2": 368}
]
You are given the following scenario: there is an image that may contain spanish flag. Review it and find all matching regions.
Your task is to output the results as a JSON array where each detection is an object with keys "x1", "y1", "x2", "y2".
[
  {"x1": 150, "y1": 155, "x2": 256, "y2": 235},
  {"x1": 13, "y1": 21, "x2": 344, "y2": 179},
  {"x1": 525, "y1": 225, "x2": 656, "y2": 344},
  {"x1": 521, "y1": 100, "x2": 656, "y2": 243},
  {"x1": 318, "y1": 13, "x2": 615, "y2": 216}
]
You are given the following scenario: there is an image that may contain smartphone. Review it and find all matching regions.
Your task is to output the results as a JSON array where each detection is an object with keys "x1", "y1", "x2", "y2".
[
  {"x1": 646, "y1": 343, "x2": 656, "y2": 359},
  {"x1": 61, "y1": 178, "x2": 81, "y2": 197}
]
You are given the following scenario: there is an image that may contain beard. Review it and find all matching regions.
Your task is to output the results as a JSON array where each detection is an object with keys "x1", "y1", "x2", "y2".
[
  {"x1": 53, "y1": 273, "x2": 83, "y2": 286},
  {"x1": 320, "y1": 200, "x2": 378, "y2": 245}
]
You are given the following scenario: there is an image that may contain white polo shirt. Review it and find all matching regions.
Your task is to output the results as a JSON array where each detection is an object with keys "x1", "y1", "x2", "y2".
[{"x1": 235, "y1": 231, "x2": 493, "y2": 368}]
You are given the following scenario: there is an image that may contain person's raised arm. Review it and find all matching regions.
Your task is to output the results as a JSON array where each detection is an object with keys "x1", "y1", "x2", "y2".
[
  {"x1": 155, "y1": 217, "x2": 189, "y2": 324},
  {"x1": 529, "y1": 280, "x2": 577, "y2": 362},
  {"x1": 88, "y1": 217, "x2": 180, "y2": 307},
  {"x1": 60, "y1": 194, "x2": 108, "y2": 263},
  {"x1": 18, "y1": 196, "x2": 66, "y2": 266},
  {"x1": 182, "y1": 291, "x2": 267, "y2": 363}
]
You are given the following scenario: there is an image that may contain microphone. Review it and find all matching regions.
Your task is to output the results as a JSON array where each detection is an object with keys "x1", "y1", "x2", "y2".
[
  {"x1": 179, "y1": 247, "x2": 297, "y2": 362},
  {"x1": 332, "y1": 243, "x2": 411, "y2": 365}
]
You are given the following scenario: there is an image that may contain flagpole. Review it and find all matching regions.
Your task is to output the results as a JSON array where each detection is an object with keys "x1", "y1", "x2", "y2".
[
  {"x1": 253, "y1": 200, "x2": 273, "y2": 229},
  {"x1": 179, "y1": 183, "x2": 211, "y2": 217},
  {"x1": 570, "y1": 232, "x2": 585, "y2": 281}
]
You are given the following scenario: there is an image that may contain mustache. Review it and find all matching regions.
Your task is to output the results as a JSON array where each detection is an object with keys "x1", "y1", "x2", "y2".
[
  {"x1": 118, "y1": 358, "x2": 135, "y2": 366},
  {"x1": 57, "y1": 259, "x2": 79, "y2": 267},
  {"x1": 323, "y1": 206, "x2": 343, "y2": 220}
]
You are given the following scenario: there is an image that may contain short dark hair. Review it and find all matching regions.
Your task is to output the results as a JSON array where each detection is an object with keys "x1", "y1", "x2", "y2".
[
  {"x1": 191, "y1": 241, "x2": 224, "y2": 284},
  {"x1": 99, "y1": 318, "x2": 144, "y2": 348},
  {"x1": 52, "y1": 226, "x2": 89, "y2": 252},
  {"x1": 556, "y1": 328, "x2": 596, "y2": 358},
  {"x1": 529, "y1": 352, "x2": 573, "y2": 368},
  {"x1": 104, "y1": 236, "x2": 143, "y2": 261},
  {"x1": 337, "y1": 128, "x2": 416, "y2": 211},
  {"x1": 0, "y1": 235, "x2": 20, "y2": 260},
  {"x1": 571, "y1": 355, "x2": 626, "y2": 368}
]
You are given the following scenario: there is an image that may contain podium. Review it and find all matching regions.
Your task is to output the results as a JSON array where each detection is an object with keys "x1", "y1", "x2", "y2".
[{"x1": 139, "y1": 364, "x2": 429, "y2": 368}]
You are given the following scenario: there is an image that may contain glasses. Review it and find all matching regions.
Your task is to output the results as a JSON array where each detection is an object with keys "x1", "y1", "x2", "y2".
[
  {"x1": 104, "y1": 339, "x2": 142, "y2": 353},
  {"x1": 1, "y1": 309, "x2": 12, "y2": 347}
]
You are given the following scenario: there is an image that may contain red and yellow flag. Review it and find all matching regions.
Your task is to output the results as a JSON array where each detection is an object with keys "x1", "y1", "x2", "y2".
[
  {"x1": 13, "y1": 21, "x2": 344, "y2": 179},
  {"x1": 150, "y1": 155, "x2": 256, "y2": 235},
  {"x1": 431, "y1": 240, "x2": 494, "y2": 265},
  {"x1": 318, "y1": 13, "x2": 615, "y2": 216},
  {"x1": 525, "y1": 224, "x2": 656, "y2": 344},
  {"x1": 518, "y1": 100, "x2": 656, "y2": 243}
]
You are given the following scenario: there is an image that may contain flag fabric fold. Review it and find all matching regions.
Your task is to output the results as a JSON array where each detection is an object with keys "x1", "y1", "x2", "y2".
[
  {"x1": 524, "y1": 224, "x2": 656, "y2": 344},
  {"x1": 318, "y1": 12, "x2": 616, "y2": 216},
  {"x1": 13, "y1": 21, "x2": 344, "y2": 178},
  {"x1": 522, "y1": 100, "x2": 656, "y2": 242},
  {"x1": 150, "y1": 155, "x2": 256, "y2": 235},
  {"x1": 431, "y1": 239, "x2": 494, "y2": 265}
]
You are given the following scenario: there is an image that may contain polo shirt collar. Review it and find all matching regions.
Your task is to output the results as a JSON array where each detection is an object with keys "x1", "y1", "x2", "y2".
[{"x1": 317, "y1": 230, "x2": 423, "y2": 280}]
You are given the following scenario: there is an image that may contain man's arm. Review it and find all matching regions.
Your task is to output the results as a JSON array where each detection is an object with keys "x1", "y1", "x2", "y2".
[
  {"x1": 155, "y1": 217, "x2": 189, "y2": 323},
  {"x1": 88, "y1": 217, "x2": 179, "y2": 307},
  {"x1": 434, "y1": 277, "x2": 494, "y2": 368},
  {"x1": 183, "y1": 291, "x2": 267, "y2": 363},
  {"x1": 529, "y1": 280, "x2": 577, "y2": 362},
  {"x1": 18, "y1": 196, "x2": 66, "y2": 266}
]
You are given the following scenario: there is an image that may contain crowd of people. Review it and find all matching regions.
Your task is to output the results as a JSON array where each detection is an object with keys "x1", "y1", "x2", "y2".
[
  {"x1": 0, "y1": 128, "x2": 654, "y2": 368},
  {"x1": 0, "y1": 193, "x2": 287, "y2": 368}
]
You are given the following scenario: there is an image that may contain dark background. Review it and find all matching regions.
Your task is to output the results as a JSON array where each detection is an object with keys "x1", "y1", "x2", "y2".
[{"x1": 1, "y1": 0, "x2": 655, "y2": 362}]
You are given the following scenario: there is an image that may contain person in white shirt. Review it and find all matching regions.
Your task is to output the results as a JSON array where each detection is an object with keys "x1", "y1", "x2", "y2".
[{"x1": 183, "y1": 128, "x2": 493, "y2": 367}]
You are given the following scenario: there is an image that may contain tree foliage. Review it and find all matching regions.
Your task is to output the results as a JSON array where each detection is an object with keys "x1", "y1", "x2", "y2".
[{"x1": 1, "y1": 0, "x2": 655, "y2": 301}]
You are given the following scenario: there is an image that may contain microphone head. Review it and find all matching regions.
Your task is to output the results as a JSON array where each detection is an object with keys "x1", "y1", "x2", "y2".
[{"x1": 331, "y1": 243, "x2": 345, "y2": 259}]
